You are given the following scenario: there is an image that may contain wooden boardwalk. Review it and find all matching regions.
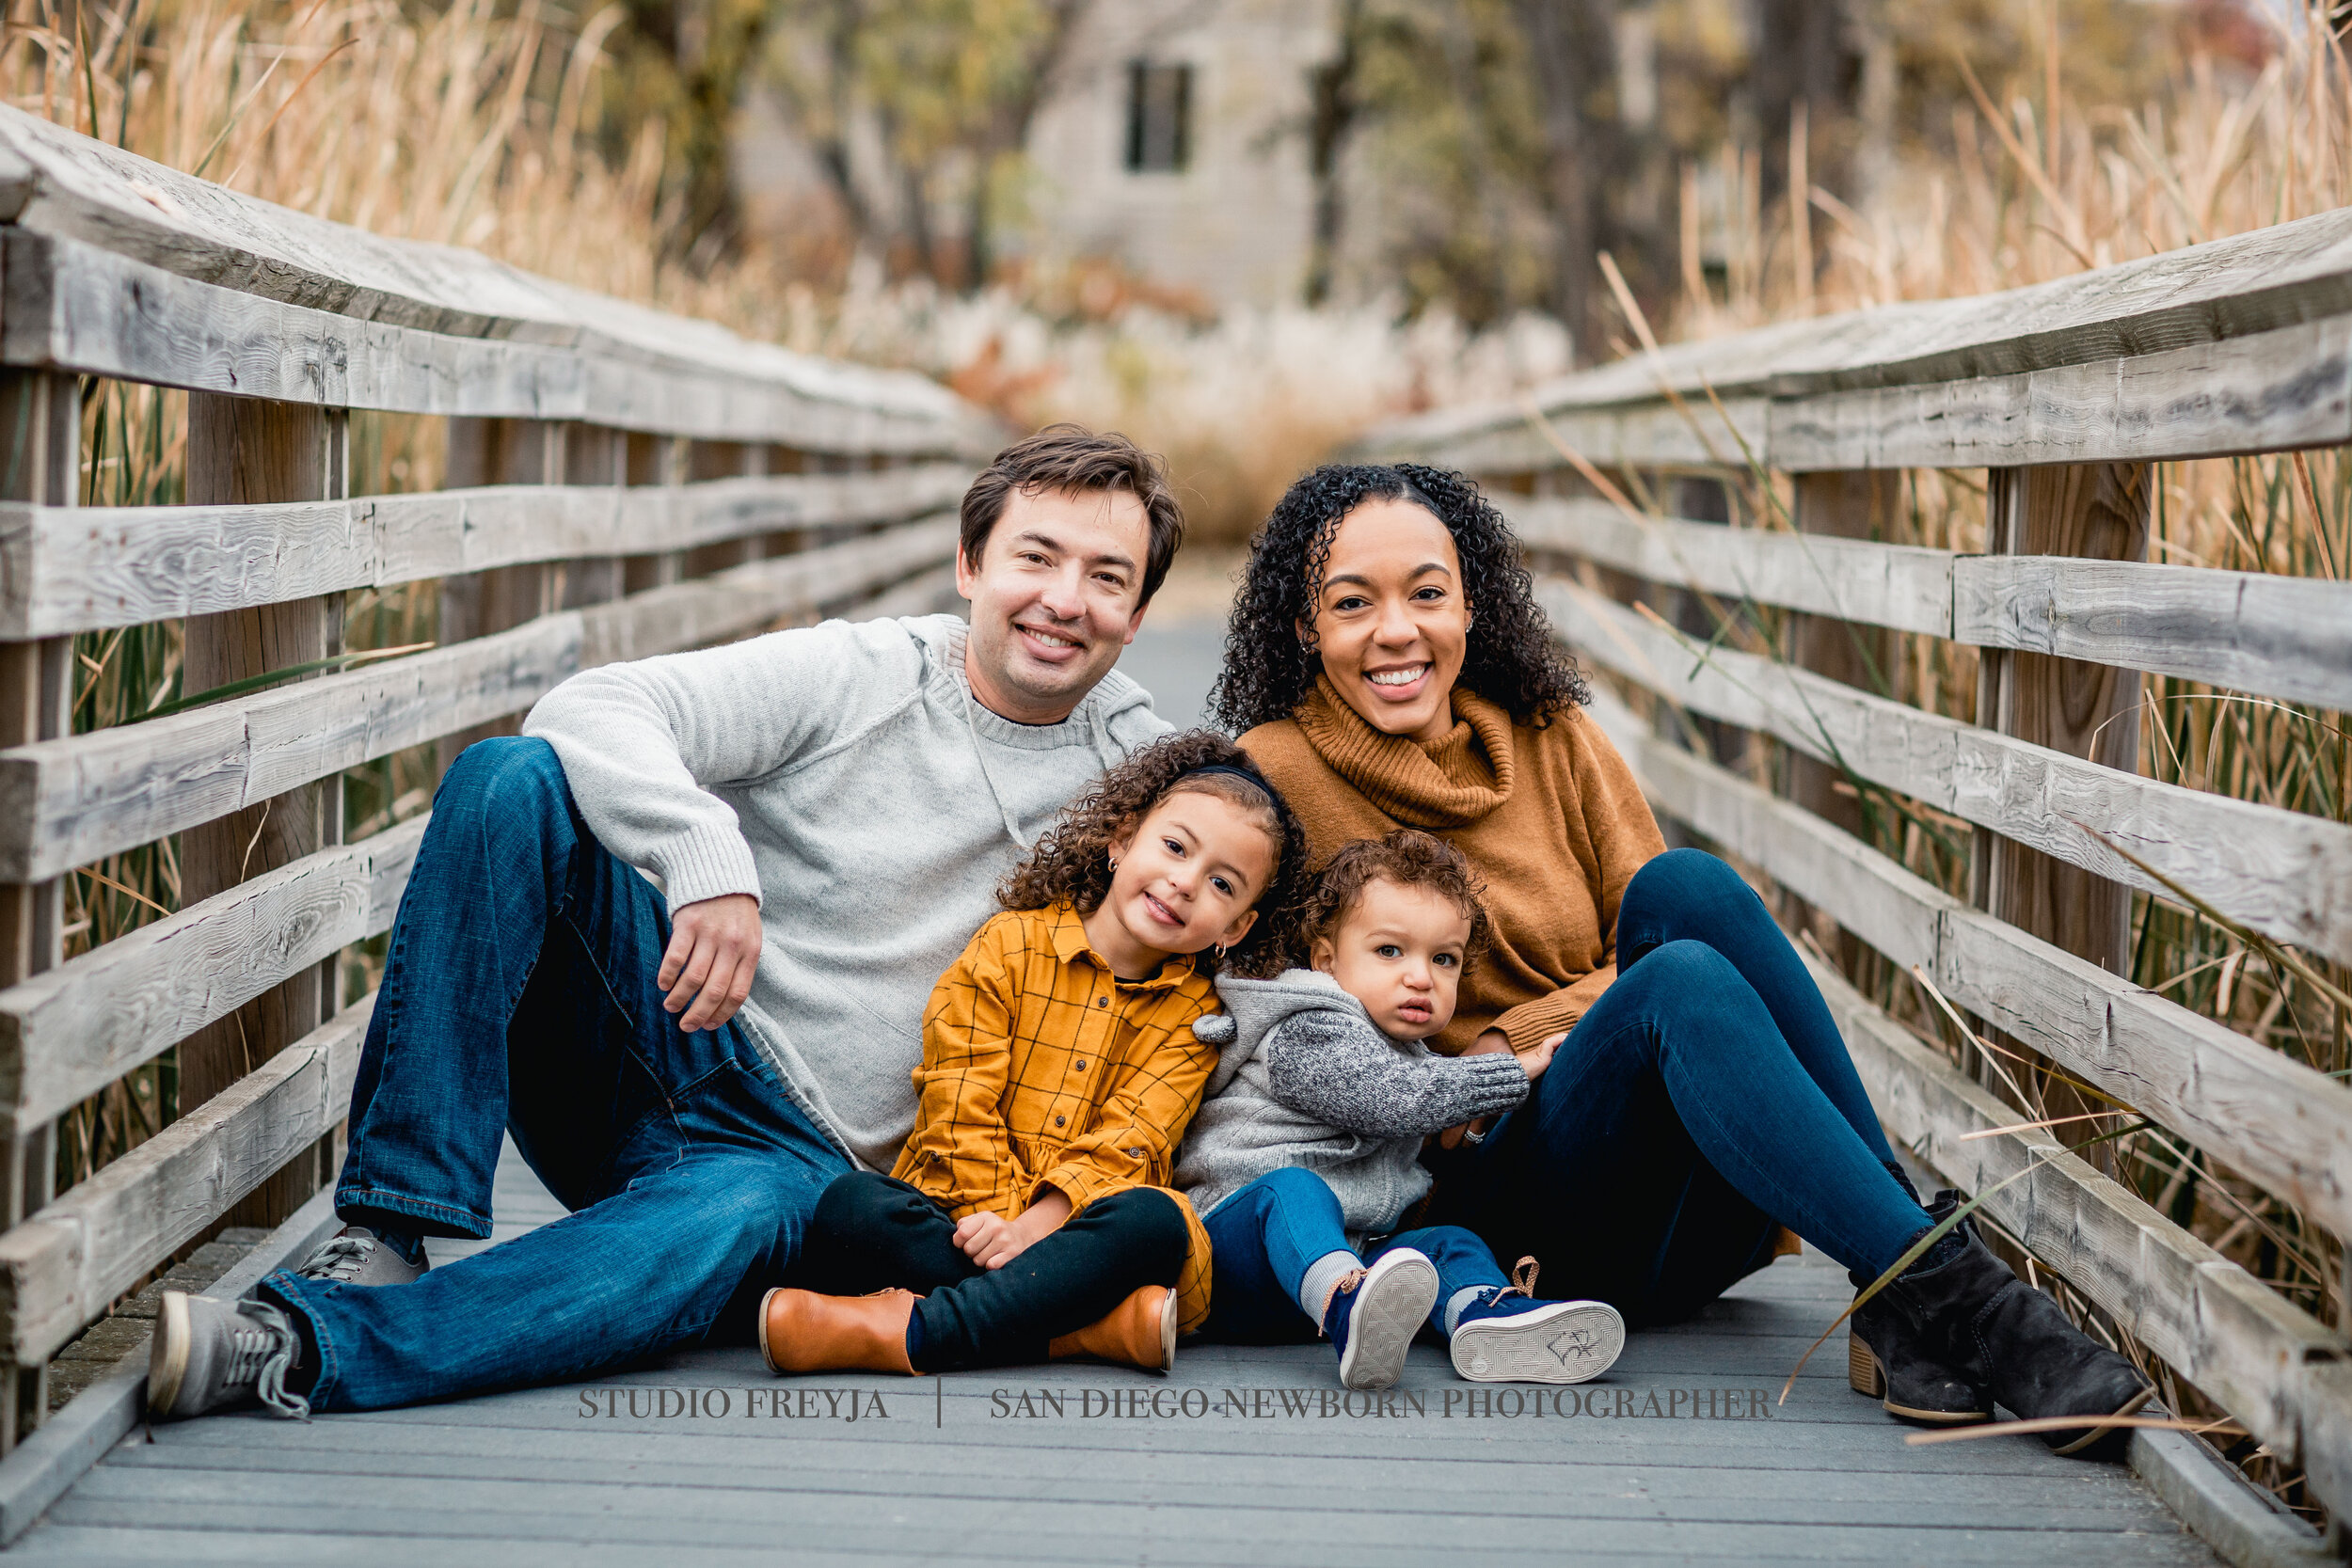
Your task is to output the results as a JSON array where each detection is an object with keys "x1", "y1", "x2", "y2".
[{"x1": 8, "y1": 1132, "x2": 2216, "y2": 1563}]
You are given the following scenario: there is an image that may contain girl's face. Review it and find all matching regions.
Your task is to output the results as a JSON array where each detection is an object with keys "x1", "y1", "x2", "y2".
[
  {"x1": 1095, "y1": 789, "x2": 1274, "y2": 972},
  {"x1": 1299, "y1": 498, "x2": 1470, "y2": 747}
]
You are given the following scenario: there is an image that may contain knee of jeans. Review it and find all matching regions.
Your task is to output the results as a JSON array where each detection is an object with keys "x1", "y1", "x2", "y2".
[
  {"x1": 1624, "y1": 847, "x2": 1742, "y2": 918},
  {"x1": 436, "y1": 736, "x2": 568, "y2": 821},
  {"x1": 1097, "y1": 1188, "x2": 1192, "y2": 1275},
  {"x1": 1251, "y1": 1165, "x2": 1338, "y2": 1211}
]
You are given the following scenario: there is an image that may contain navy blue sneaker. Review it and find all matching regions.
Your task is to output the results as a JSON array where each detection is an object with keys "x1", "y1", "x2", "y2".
[
  {"x1": 1449, "y1": 1257, "x2": 1625, "y2": 1385},
  {"x1": 1322, "y1": 1249, "x2": 1438, "y2": 1391}
]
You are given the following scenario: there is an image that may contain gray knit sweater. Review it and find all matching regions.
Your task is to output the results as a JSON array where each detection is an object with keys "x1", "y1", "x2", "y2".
[
  {"x1": 1174, "y1": 970, "x2": 1531, "y2": 1238},
  {"x1": 523, "y1": 612, "x2": 1168, "y2": 1172}
]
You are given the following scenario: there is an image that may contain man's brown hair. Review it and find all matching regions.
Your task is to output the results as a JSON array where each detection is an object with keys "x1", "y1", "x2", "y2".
[
  {"x1": 960, "y1": 424, "x2": 1185, "y2": 604},
  {"x1": 1297, "y1": 829, "x2": 1493, "y2": 975}
]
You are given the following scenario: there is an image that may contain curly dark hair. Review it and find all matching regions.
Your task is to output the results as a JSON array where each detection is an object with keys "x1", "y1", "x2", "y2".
[
  {"x1": 996, "y1": 731, "x2": 1311, "y2": 977},
  {"x1": 1294, "y1": 829, "x2": 1493, "y2": 979},
  {"x1": 1206, "y1": 463, "x2": 1589, "y2": 734}
]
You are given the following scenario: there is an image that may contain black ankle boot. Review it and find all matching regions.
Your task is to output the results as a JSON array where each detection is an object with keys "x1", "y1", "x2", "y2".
[
  {"x1": 1850, "y1": 1191, "x2": 1988, "y2": 1424},
  {"x1": 1883, "y1": 1218, "x2": 2151, "y2": 1457}
]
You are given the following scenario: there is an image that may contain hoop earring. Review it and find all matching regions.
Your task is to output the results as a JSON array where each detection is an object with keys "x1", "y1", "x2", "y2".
[{"x1": 1213, "y1": 942, "x2": 1230, "y2": 962}]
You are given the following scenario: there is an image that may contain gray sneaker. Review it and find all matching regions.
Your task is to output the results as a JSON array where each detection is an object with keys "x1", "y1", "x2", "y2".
[
  {"x1": 147, "y1": 1292, "x2": 310, "y2": 1420},
  {"x1": 294, "y1": 1226, "x2": 427, "y2": 1288}
]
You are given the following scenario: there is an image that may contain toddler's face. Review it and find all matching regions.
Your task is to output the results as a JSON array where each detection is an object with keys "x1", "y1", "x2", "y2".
[
  {"x1": 1311, "y1": 877, "x2": 1470, "y2": 1040},
  {"x1": 1103, "y1": 789, "x2": 1273, "y2": 959}
]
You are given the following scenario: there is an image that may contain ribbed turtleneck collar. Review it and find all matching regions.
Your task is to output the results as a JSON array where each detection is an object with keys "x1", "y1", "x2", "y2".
[{"x1": 1293, "y1": 674, "x2": 1516, "y2": 828}]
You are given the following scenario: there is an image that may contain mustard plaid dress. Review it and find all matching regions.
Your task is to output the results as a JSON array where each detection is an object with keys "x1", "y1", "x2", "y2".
[{"x1": 892, "y1": 902, "x2": 1220, "y2": 1332}]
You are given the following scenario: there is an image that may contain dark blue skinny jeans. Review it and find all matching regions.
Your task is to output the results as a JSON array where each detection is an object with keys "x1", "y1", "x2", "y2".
[
  {"x1": 1422, "y1": 847, "x2": 1930, "y2": 1326},
  {"x1": 1198, "y1": 1166, "x2": 1518, "y2": 1344},
  {"x1": 257, "y1": 737, "x2": 850, "y2": 1411}
]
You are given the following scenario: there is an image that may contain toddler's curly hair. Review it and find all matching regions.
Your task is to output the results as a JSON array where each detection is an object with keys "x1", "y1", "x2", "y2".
[
  {"x1": 997, "y1": 731, "x2": 1310, "y2": 976},
  {"x1": 1295, "y1": 830, "x2": 1492, "y2": 976}
]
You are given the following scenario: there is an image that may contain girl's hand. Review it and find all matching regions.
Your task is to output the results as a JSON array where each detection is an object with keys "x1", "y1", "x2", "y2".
[{"x1": 952, "y1": 1211, "x2": 1015, "y2": 1266}]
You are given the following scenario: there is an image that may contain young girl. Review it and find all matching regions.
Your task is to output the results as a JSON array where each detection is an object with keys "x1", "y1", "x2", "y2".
[
  {"x1": 1179, "y1": 830, "x2": 1625, "y2": 1390},
  {"x1": 762, "y1": 733, "x2": 1309, "y2": 1377}
]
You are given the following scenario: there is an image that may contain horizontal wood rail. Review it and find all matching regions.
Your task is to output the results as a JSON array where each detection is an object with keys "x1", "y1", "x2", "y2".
[
  {"x1": 0, "y1": 106, "x2": 994, "y2": 1453},
  {"x1": 1359, "y1": 215, "x2": 2352, "y2": 1522},
  {"x1": 1512, "y1": 498, "x2": 2352, "y2": 711},
  {"x1": 0, "y1": 464, "x2": 971, "y2": 638},
  {"x1": 1542, "y1": 579, "x2": 2352, "y2": 967}
]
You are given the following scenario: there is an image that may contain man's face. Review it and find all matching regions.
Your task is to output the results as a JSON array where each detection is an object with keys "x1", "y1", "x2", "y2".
[{"x1": 957, "y1": 484, "x2": 1153, "y2": 724}]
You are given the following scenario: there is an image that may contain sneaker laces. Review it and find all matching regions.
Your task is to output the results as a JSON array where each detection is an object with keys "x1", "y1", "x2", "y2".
[
  {"x1": 296, "y1": 1235, "x2": 379, "y2": 1284},
  {"x1": 227, "y1": 1302, "x2": 310, "y2": 1420},
  {"x1": 1503, "y1": 1256, "x2": 1540, "y2": 1301},
  {"x1": 1317, "y1": 1267, "x2": 1369, "y2": 1338}
]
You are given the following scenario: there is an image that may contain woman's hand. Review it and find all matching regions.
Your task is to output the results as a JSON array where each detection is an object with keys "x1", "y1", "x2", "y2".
[{"x1": 955, "y1": 1187, "x2": 1073, "y2": 1269}]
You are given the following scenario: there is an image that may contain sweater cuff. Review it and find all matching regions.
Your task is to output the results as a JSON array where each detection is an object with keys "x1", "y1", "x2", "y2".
[
  {"x1": 1493, "y1": 965, "x2": 1616, "y2": 1053},
  {"x1": 654, "y1": 823, "x2": 764, "y2": 912},
  {"x1": 1457, "y1": 1052, "x2": 1534, "y2": 1117}
]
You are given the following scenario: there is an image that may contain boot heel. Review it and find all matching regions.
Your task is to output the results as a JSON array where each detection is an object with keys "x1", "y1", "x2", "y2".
[{"x1": 1848, "y1": 1333, "x2": 1885, "y2": 1398}]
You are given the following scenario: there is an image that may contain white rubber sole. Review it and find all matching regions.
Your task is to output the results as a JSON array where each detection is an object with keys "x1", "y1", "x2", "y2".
[
  {"x1": 1451, "y1": 1299, "x2": 1626, "y2": 1385},
  {"x1": 1336, "y1": 1250, "x2": 1439, "y2": 1391},
  {"x1": 147, "y1": 1290, "x2": 191, "y2": 1416}
]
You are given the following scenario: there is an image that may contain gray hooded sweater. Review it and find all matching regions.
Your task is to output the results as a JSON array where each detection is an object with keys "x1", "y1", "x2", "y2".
[
  {"x1": 1175, "y1": 969, "x2": 1532, "y2": 1238},
  {"x1": 523, "y1": 612, "x2": 1167, "y2": 1172}
]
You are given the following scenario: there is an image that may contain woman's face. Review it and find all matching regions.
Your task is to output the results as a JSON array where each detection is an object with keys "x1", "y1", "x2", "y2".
[{"x1": 1299, "y1": 497, "x2": 1470, "y2": 746}]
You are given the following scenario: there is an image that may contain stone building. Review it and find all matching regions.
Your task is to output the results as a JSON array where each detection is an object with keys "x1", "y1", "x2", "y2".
[{"x1": 1010, "y1": 0, "x2": 1338, "y2": 308}]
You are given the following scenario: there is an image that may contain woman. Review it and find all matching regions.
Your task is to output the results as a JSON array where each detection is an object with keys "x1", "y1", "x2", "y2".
[{"x1": 1208, "y1": 463, "x2": 2150, "y2": 1454}]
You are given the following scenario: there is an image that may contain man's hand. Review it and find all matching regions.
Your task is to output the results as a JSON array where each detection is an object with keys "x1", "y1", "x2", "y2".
[
  {"x1": 659, "y1": 893, "x2": 762, "y2": 1032},
  {"x1": 955, "y1": 1187, "x2": 1073, "y2": 1269}
]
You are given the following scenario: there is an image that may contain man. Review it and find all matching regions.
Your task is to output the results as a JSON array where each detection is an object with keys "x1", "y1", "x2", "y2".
[{"x1": 146, "y1": 426, "x2": 1182, "y2": 1418}]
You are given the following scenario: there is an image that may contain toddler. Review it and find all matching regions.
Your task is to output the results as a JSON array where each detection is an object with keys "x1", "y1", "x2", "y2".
[
  {"x1": 1178, "y1": 829, "x2": 1625, "y2": 1389},
  {"x1": 762, "y1": 732, "x2": 1308, "y2": 1376}
]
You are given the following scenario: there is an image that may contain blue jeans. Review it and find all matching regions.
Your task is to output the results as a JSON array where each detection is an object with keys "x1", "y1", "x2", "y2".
[
  {"x1": 1198, "y1": 1167, "x2": 1510, "y2": 1343},
  {"x1": 1424, "y1": 848, "x2": 1929, "y2": 1326},
  {"x1": 258, "y1": 738, "x2": 850, "y2": 1412}
]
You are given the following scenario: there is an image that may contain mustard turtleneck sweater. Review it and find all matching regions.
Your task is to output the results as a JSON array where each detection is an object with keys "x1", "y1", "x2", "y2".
[{"x1": 1240, "y1": 676, "x2": 1666, "y2": 1057}]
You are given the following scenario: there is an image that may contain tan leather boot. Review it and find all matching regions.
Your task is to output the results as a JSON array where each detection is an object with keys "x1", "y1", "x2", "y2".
[
  {"x1": 759, "y1": 1288, "x2": 922, "y2": 1376},
  {"x1": 1048, "y1": 1285, "x2": 1177, "y2": 1372}
]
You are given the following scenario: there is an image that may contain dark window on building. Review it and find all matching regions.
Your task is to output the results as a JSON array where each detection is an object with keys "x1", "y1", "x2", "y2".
[{"x1": 1124, "y1": 61, "x2": 1192, "y2": 172}]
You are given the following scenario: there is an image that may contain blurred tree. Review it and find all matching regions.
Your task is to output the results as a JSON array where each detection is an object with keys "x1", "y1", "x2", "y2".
[
  {"x1": 602, "y1": 0, "x2": 773, "y2": 265},
  {"x1": 763, "y1": 0, "x2": 1094, "y2": 286}
]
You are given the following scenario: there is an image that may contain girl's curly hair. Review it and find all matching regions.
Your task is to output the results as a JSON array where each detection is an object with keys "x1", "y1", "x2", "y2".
[
  {"x1": 1207, "y1": 463, "x2": 1589, "y2": 735},
  {"x1": 1293, "y1": 829, "x2": 1493, "y2": 979},
  {"x1": 997, "y1": 731, "x2": 1311, "y2": 977}
]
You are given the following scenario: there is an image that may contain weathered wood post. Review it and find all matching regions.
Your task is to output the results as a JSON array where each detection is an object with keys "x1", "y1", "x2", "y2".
[
  {"x1": 0, "y1": 369, "x2": 77, "y2": 1447},
  {"x1": 177, "y1": 396, "x2": 349, "y2": 1229},
  {"x1": 1787, "y1": 470, "x2": 1898, "y2": 974},
  {"x1": 1970, "y1": 463, "x2": 2151, "y2": 1161}
]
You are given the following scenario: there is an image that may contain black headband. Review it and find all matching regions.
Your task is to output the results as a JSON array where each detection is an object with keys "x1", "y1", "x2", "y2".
[{"x1": 1178, "y1": 763, "x2": 1283, "y2": 811}]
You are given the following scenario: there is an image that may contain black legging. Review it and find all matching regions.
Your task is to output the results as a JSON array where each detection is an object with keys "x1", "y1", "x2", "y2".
[{"x1": 801, "y1": 1172, "x2": 1187, "y2": 1372}]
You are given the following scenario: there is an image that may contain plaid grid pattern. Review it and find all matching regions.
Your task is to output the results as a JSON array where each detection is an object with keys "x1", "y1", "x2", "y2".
[{"x1": 893, "y1": 903, "x2": 1220, "y2": 1330}]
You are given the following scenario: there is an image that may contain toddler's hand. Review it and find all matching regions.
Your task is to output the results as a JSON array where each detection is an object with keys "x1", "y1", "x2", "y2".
[{"x1": 1517, "y1": 1031, "x2": 1566, "y2": 1082}]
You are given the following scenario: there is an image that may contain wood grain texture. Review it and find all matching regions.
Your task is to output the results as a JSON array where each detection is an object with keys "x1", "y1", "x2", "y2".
[
  {"x1": 1508, "y1": 495, "x2": 2352, "y2": 708},
  {"x1": 1575, "y1": 681, "x2": 2352, "y2": 1239},
  {"x1": 1771, "y1": 317, "x2": 2352, "y2": 470},
  {"x1": 1360, "y1": 203, "x2": 2352, "y2": 464},
  {"x1": 1547, "y1": 578, "x2": 2352, "y2": 966},
  {"x1": 0, "y1": 111, "x2": 988, "y2": 452},
  {"x1": 1951, "y1": 554, "x2": 2352, "y2": 712},
  {"x1": 2, "y1": 231, "x2": 987, "y2": 456},
  {"x1": 0, "y1": 999, "x2": 367, "y2": 1364},
  {"x1": 0, "y1": 515, "x2": 957, "y2": 881},
  {"x1": 0, "y1": 819, "x2": 419, "y2": 1131},
  {"x1": 1507, "y1": 497, "x2": 1955, "y2": 637}
]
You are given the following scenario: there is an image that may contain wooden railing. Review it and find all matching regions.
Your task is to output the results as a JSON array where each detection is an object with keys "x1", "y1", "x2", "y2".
[
  {"x1": 0, "y1": 105, "x2": 993, "y2": 1449},
  {"x1": 1357, "y1": 214, "x2": 2352, "y2": 1524}
]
